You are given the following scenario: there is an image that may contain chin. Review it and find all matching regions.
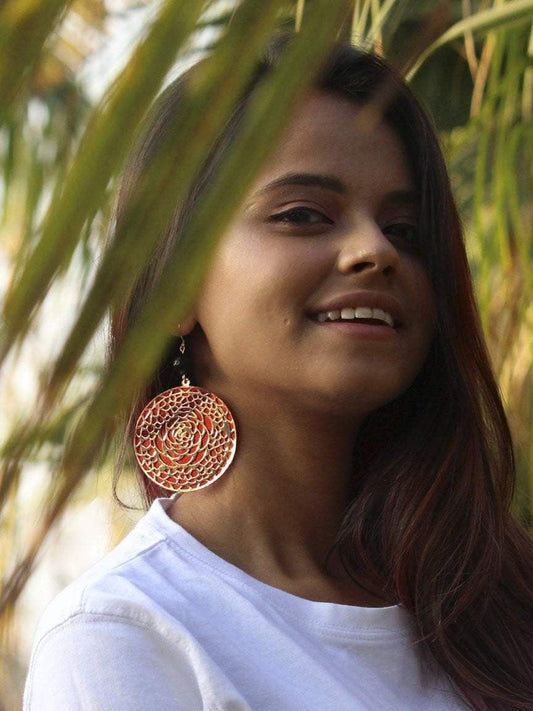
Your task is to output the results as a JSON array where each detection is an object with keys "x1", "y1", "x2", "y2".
[{"x1": 315, "y1": 374, "x2": 417, "y2": 417}]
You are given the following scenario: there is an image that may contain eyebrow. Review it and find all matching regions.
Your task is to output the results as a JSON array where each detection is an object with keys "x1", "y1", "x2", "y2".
[
  {"x1": 251, "y1": 172, "x2": 419, "y2": 206},
  {"x1": 254, "y1": 172, "x2": 347, "y2": 196}
]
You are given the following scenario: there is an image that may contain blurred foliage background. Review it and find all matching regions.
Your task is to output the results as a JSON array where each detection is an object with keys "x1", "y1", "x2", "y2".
[{"x1": 0, "y1": 0, "x2": 532, "y2": 707}]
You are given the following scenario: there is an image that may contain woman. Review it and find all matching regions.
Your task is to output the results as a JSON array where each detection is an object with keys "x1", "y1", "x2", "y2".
[{"x1": 24, "y1": 42, "x2": 533, "y2": 710}]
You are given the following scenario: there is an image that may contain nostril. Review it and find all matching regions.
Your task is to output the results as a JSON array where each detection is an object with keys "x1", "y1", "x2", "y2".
[{"x1": 352, "y1": 261, "x2": 374, "y2": 273}]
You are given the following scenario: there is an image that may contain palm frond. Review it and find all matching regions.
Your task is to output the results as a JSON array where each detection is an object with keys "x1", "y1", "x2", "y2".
[
  {"x1": 1, "y1": 0, "x2": 208, "y2": 362},
  {"x1": 407, "y1": 0, "x2": 533, "y2": 79},
  {"x1": 0, "y1": 0, "x2": 71, "y2": 113}
]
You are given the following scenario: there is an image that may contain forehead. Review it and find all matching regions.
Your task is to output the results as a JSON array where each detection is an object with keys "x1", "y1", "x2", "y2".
[{"x1": 251, "y1": 91, "x2": 413, "y2": 198}]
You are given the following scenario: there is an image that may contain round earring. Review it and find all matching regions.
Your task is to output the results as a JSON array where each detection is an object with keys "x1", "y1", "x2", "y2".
[{"x1": 133, "y1": 336, "x2": 237, "y2": 493}]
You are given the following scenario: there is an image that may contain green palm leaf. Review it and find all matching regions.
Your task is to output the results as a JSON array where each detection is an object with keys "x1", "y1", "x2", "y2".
[
  {"x1": 407, "y1": 0, "x2": 533, "y2": 79},
  {"x1": 1, "y1": 0, "x2": 207, "y2": 361}
]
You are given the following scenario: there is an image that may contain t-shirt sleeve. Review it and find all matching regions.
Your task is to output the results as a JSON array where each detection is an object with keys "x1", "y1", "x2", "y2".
[{"x1": 23, "y1": 613, "x2": 207, "y2": 711}]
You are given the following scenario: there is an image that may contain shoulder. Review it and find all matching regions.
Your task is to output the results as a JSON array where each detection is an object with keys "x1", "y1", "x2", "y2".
[
  {"x1": 24, "y1": 603, "x2": 228, "y2": 711},
  {"x1": 24, "y1": 498, "x2": 245, "y2": 711},
  {"x1": 30, "y1": 497, "x2": 201, "y2": 642}
]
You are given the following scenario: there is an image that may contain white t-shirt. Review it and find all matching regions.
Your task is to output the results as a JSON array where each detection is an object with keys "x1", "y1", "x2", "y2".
[{"x1": 24, "y1": 497, "x2": 468, "y2": 710}]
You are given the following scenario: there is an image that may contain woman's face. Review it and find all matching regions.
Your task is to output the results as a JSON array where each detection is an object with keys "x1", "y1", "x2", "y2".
[{"x1": 188, "y1": 91, "x2": 435, "y2": 418}]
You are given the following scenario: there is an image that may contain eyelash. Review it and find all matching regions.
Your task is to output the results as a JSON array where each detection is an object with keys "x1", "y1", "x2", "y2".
[
  {"x1": 382, "y1": 223, "x2": 420, "y2": 249},
  {"x1": 268, "y1": 208, "x2": 421, "y2": 251},
  {"x1": 269, "y1": 207, "x2": 334, "y2": 226}
]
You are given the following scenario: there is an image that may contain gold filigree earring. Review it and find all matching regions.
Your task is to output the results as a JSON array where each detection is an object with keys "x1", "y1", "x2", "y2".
[{"x1": 133, "y1": 336, "x2": 237, "y2": 493}]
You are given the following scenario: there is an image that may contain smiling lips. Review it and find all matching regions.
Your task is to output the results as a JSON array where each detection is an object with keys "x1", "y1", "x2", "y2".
[
  {"x1": 311, "y1": 292, "x2": 403, "y2": 329},
  {"x1": 316, "y1": 306, "x2": 394, "y2": 327}
]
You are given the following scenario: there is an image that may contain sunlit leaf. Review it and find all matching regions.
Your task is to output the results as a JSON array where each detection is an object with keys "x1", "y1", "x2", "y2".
[
  {"x1": 0, "y1": 0, "x2": 71, "y2": 112},
  {"x1": 407, "y1": 0, "x2": 533, "y2": 79},
  {"x1": 1, "y1": 0, "x2": 208, "y2": 361},
  {"x1": 42, "y1": 0, "x2": 290, "y2": 408}
]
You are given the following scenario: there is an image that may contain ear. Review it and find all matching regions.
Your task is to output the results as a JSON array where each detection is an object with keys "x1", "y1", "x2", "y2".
[{"x1": 175, "y1": 315, "x2": 197, "y2": 336}]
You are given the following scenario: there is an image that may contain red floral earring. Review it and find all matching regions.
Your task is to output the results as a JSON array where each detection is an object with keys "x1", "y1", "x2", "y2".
[{"x1": 133, "y1": 336, "x2": 237, "y2": 493}]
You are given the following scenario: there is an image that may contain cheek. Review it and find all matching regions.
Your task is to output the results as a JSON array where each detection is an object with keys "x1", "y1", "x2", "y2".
[
  {"x1": 414, "y1": 273, "x2": 437, "y2": 350},
  {"x1": 201, "y1": 232, "x2": 323, "y2": 313},
  {"x1": 195, "y1": 241, "x2": 251, "y2": 315},
  {"x1": 193, "y1": 240, "x2": 277, "y2": 346},
  {"x1": 422, "y1": 272, "x2": 436, "y2": 323},
  {"x1": 407, "y1": 257, "x2": 435, "y2": 310}
]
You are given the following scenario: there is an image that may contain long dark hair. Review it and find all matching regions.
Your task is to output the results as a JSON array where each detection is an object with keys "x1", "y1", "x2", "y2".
[{"x1": 112, "y1": 42, "x2": 533, "y2": 710}]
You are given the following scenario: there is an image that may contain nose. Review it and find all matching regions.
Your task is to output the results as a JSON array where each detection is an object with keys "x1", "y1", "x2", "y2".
[{"x1": 336, "y1": 219, "x2": 399, "y2": 277}]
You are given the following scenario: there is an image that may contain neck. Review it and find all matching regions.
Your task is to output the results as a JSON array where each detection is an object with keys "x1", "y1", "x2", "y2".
[
  {"x1": 169, "y1": 388, "x2": 392, "y2": 606},
  {"x1": 232, "y1": 398, "x2": 356, "y2": 536}
]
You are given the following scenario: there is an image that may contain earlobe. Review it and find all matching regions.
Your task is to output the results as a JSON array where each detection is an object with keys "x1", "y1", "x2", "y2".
[{"x1": 175, "y1": 316, "x2": 197, "y2": 336}]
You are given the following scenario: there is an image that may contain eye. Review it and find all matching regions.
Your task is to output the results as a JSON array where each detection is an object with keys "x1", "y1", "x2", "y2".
[
  {"x1": 269, "y1": 207, "x2": 334, "y2": 225},
  {"x1": 383, "y1": 222, "x2": 420, "y2": 250}
]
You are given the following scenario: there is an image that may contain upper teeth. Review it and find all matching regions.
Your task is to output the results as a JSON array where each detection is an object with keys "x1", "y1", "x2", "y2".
[{"x1": 316, "y1": 307, "x2": 394, "y2": 327}]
